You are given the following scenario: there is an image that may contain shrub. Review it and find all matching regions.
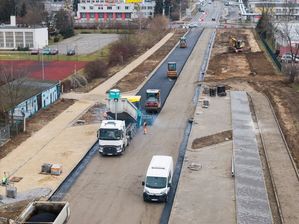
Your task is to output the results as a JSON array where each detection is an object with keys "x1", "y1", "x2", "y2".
[
  {"x1": 85, "y1": 59, "x2": 108, "y2": 81},
  {"x1": 53, "y1": 36, "x2": 60, "y2": 42},
  {"x1": 108, "y1": 37, "x2": 138, "y2": 66}
]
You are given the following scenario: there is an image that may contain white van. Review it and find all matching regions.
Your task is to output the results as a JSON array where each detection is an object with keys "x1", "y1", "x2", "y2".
[{"x1": 142, "y1": 155, "x2": 174, "y2": 202}]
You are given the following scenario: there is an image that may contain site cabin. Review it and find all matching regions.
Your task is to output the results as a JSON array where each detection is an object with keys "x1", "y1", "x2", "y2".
[
  {"x1": 179, "y1": 37, "x2": 187, "y2": 48},
  {"x1": 167, "y1": 62, "x2": 177, "y2": 79},
  {"x1": 145, "y1": 89, "x2": 161, "y2": 113},
  {"x1": 142, "y1": 155, "x2": 174, "y2": 202}
]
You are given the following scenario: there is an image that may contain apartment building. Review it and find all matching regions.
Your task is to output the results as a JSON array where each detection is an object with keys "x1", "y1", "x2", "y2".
[{"x1": 76, "y1": 0, "x2": 155, "y2": 22}]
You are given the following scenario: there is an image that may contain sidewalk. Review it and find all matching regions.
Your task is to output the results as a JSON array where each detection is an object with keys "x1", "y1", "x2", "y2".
[
  {"x1": 249, "y1": 91, "x2": 299, "y2": 224},
  {"x1": 0, "y1": 32, "x2": 174, "y2": 202}
]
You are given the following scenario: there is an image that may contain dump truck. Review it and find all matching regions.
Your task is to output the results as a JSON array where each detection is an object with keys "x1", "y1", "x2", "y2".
[
  {"x1": 16, "y1": 201, "x2": 70, "y2": 224},
  {"x1": 167, "y1": 62, "x2": 177, "y2": 78},
  {"x1": 144, "y1": 89, "x2": 161, "y2": 113},
  {"x1": 98, "y1": 89, "x2": 141, "y2": 156},
  {"x1": 179, "y1": 37, "x2": 187, "y2": 48}
]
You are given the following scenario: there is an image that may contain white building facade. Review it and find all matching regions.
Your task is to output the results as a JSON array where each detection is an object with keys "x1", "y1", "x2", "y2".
[
  {"x1": 0, "y1": 16, "x2": 48, "y2": 50},
  {"x1": 76, "y1": 0, "x2": 155, "y2": 23}
]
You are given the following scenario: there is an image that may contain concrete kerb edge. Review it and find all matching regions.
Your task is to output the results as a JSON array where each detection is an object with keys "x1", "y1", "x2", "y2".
[
  {"x1": 123, "y1": 30, "x2": 190, "y2": 95},
  {"x1": 247, "y1": 92, "x2": 283, "y2": 224}
]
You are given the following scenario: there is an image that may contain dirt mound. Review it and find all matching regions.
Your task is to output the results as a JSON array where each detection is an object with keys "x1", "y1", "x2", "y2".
[{"x1": 192, "y1": 130, "x2": 232, "y2": 149}]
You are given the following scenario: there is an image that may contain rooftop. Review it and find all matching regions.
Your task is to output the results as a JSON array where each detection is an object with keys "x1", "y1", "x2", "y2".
[{"x1": 0, "y1": 78, "x2": 58, "y2": 112}]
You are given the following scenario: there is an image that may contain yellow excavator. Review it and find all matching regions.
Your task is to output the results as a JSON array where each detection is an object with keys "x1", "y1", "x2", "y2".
[{"x1": 230, "y1": 37, "x2": 245, "y2": 53}]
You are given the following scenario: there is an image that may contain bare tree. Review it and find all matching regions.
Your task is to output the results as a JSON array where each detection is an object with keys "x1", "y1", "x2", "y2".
[
  {"x1": 0, "y1": 65, "x2": 29, "y2": 125},
  {"x1": 276, "y1": 2, "x2": 299, "y2": 83}
]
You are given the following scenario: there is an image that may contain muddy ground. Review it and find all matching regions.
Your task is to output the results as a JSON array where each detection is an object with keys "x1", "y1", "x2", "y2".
[
  {"x1": 0, "y1": 99, "x2": 74, "y2": 160},
  {"x1": 206, "y1": 28, "x2": 299, "y2": 170}
]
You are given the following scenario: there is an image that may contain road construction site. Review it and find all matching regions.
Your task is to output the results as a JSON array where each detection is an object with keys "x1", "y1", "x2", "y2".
[{"x1": 1, "y1": 12, "x2": 299, "y2": 224}]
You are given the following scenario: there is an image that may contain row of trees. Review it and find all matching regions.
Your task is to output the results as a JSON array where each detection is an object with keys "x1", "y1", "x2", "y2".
[
  {"x1": 0, "y1": 0, "x2": 74, "y2": 39},
  {"x1": 256, "y1": 3, "x2": 299, "y2": 83}
]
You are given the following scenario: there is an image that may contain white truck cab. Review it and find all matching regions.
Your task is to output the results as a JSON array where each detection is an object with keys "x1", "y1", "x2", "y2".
[
  {"x1": 97, "y1": 120, "x2": 128, "y2": 155},
  {"x1": 142, "y1": 155, "x2": 173, "y2": 202}
]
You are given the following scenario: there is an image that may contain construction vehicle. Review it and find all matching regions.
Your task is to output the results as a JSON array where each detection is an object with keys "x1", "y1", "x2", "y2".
[
  {"x1": 97, "y1": 89, "x2": 142, "y2": 156},
  {"x1": 145, "y1": 89, "x2": 161, "y2": 113},
  {"x1": 167, "y1": 62, "x2": 177, "y2": 78},
  {"x1": 179, "y1": 37, "x2": 187, "y2": 48},
  {"x1": 230, "y1": 37, "x2": 245, "y2": 52},
  {"x1": 17, "y1": 201, "x2": 70, "y2": 224}
]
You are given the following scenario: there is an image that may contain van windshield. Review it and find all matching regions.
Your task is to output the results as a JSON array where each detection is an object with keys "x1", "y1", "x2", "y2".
[
  {"x1": 99, "y1": 129, "x2": 121, "y2": 140},
  {"x1": 146, "y1": 176, "x2": 167, "y2": 189}
]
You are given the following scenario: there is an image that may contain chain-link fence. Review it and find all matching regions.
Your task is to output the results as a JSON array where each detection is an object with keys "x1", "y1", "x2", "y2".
[
  {"x1": 0, "y1": 125, "x2": 10, "y2": 146},
  {"x1": 259, "y1": 34, "x2": 282, "y2": 71}
]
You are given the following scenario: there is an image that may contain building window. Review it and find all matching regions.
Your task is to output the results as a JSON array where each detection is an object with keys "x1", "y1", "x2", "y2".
[
  {"x1": 125, "y1": 6, "x2": 129, "y2": 10},
  {"x1": 90, "y1": 13, "x2": 95, "y2": 18},
  {"x1": 98, "y1": 13, "x2": 104, "y2": 18},
  {"x1": 0, "y1": 32, "x2": 4, "y2": 47},
  {"x1": 90, "y1": 6, "x2": 94, "y2": 10},
  {"x1": 142, "y1": 6, "x2": 146, "y2": 10},
  {"x1": 117, "y1": 6, "x2": 120, "y2": 10},
  {"x1": 98, "y1": 6, "x2": 103, "y2": 9},
  {"x1": 24, "y1": 32, "x2": 33, "y2": 48},
  {"x1": 81, "y1": 13, "x2": 86, "y2": 18},
  {"x1": 107, "y1": 6, "x2": 112, "y2": 10},
  {"x1": 125, "y1": 13, "x2": 131, "y2": 18},
  {"x1": 108, "y1": 13, "x2": 113, "y2": 18},
  {"x1": 148, "y1": 6, "x2": 153, "y2": 9},
  {"x1": 5, "y1": 32, "x2": 14, "y2": 48},
  {"x1": 116, "y1": 13, "x2": 122, "y2": 18},
  {"x1": 15, "y1": 32, "x2": 24, "y2": 47},
  {"x1": 82, "y1": 6, "x2": 86, "y2": 10}
]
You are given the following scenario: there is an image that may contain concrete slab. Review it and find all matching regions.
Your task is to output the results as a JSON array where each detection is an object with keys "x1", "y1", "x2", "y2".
[
  {"x1": 169, "y1": 91, "x2": 235, "y2": 224},
  {"x1": 231, "y1": 91, "x2": 272, "y2": 224}
]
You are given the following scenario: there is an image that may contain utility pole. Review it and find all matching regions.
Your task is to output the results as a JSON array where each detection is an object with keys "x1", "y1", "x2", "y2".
[
  {"x1": 41, "y1": 53, "x2": 45, "y2": 80},
  {"x1": 162, "y1": 0, "x2": 165, "y2": 16},
  {"x1": 179, "y1": 0, "x2": 182, "y2": 21}
]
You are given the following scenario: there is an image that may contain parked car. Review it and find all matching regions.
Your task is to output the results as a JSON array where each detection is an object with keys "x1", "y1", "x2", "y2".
[
  {"x1": 42, "y1": 48, "x2": 59, "y2": 55},
  {"x1": 280, "y1": 53, "x2": 299, "y2": 63},
  {"x1": 30, "y1": 49, "x2": 39, "y2": 55},
  {"x1": 50, "y1": 48, "x2": 59, "y2": 55},
  {"x1": 67, "y1": 49, "x2": 76, "y2": 56},
  {"x1": 42, "y1": 48, "x2": 51, "y2": 55}
]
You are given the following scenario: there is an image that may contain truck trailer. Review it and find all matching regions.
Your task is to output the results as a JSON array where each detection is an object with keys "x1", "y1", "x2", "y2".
[{"x1": 16, "y1": 201, "x2": 70, "y2": 224}]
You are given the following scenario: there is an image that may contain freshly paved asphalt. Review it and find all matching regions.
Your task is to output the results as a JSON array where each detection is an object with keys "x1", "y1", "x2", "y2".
[{"x1": 137, "y1": 28, "x2": 203, "y2": 113}]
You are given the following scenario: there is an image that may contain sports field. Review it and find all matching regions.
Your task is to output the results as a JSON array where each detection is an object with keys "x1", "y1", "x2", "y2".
[{"x1": 0, "y1": 60, "x2": 87, "y2": 81}]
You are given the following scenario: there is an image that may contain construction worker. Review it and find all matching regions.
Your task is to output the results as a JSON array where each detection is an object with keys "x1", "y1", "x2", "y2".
[
  {"x1": 143, "y1": 121, "x2": 148, "y2": 135},
  {"x1": 2, "y1": 172, "x2": 8, "y2": 185}
]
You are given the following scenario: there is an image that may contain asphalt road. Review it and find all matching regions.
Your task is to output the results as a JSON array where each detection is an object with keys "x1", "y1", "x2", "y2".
[
  {"x1": 138, "y1": 28, "x2": 203, "y2": 113},
  {"x1": 62, "y1": 27, "x2": 212, "y2": 223}
]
